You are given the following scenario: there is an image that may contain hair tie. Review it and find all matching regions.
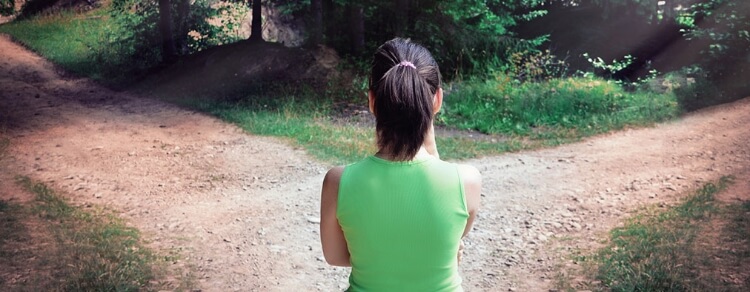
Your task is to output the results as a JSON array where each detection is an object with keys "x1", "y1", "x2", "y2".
[{"x1": 397, "y1": 61, "x2": 416, "y2": 69}]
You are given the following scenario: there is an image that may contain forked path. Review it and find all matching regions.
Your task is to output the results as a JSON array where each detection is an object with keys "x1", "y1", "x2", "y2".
[{"x1": 1, "y1": 34, "x2": 749, "y2": 291}]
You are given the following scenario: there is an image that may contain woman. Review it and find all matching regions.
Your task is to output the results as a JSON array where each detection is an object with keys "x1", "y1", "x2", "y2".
[{"x1": 320, "y1": 38, "x2": 481, "y2": 291}]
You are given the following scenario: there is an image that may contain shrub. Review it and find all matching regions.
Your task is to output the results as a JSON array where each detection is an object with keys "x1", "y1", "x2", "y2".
[
  {"x1": 507, "y1": 49, "x2": 570, "y2": 82},
  {"x1": 441, "y1": 76, "x2": 680, "y2": 138},
  {"x1": 1, "y1": 0, "x2": 14, "y2": 16}
]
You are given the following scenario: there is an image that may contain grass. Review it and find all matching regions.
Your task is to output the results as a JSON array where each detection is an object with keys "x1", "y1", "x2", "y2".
[
  {"x1": 0, "y1": 176, "x2": 160, "y2": 291},
  {"x1": 151, "y1": 70, "x2": 677, "y2": 164},
  {"x1": 1, "y1": 11, "x2": 103, "y2": 75},
  {"x1": 161, "y1": 87, "x2": 532, "y2": 164},
  {"x1": 0, "y1": 9, "x2": 156, "y2": 87},
  {"x1": 560, "y1": 176, "x2": 750, "y2": 291},
  {"x1": 137, "y1": 73, "x2": 681, "y2": 164},
  {"x1": 441, "y1": 76, "x2": 681, "y2": 139},
  {"x1": 0, "y1": 199, "x2": 25, "y2": 261}
]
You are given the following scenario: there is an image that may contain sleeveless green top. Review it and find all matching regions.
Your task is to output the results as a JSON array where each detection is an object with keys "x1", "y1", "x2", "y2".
[{"x1": 337, "y1": 155, "x2": 469, "y2": 291}]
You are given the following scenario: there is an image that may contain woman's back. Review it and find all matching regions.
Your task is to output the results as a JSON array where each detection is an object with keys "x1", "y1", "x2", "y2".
[
  {"x1": 337, "y1": 155, "x2": 468, "y2": 291},
  {"x1": 319, "y1": 38, "x2": 481, "y2": 291}
]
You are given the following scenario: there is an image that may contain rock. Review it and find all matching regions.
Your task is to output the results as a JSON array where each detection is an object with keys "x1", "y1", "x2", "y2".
[
  {"x1": 307, "y1": 217, "x2": 321, "y2": 224},
  {"x1": 664, "y1": 183, "x2": 676, "y2": 191}
]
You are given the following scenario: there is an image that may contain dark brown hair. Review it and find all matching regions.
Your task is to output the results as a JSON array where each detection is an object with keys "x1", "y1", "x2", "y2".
[{"x1": 369, "y1": 38, "x2": 442, "y2": 161}]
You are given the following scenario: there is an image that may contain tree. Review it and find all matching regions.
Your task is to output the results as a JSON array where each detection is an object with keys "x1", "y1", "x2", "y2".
[
  {"x1": 0, "y1": 0, "x2": 13, "y2": 16},
  {"x1": 280, "y1": 0, "x2": 545, "y2": 77},
  {"x1": 348, "y1": 3, "x2": 365, "y2": 55},
  {"x1": 159, "y1": 0, "x2": 178, "y2": 62},
  {"x1": 249, "y1": 0, "x2": 264, "y2": 42},
  {"x1": 682, "y1": 0, "x2": 750, "y2": 96},
  {"x1": 310, "y1": 0, "x2": 323, "y2": 45},
  {"x1": 175, "y1": 0, "x2": 191, "y2": 55},
  {"x1": 393, "y1": 0, "x2": 409, "y2": 37}
]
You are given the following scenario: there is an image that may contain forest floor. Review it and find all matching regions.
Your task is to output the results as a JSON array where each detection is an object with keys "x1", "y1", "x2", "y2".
[{"x1": 1, "y1": 34, "x2": 749, "y2": 291}]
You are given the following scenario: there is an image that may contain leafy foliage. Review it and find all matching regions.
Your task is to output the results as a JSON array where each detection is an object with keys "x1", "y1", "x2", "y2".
[
  {"x1": 188, "y1": 0, "x2": 248, "y2": 50},
  {"x1": 16, "y1": 0, "x2": 59, "y2": 19},
  {"x1": 108, "y1": 0, "x2": 248, "y2": 58},
  {"x1": 280, "y1": 0, "x2": 547, "y2": 78},
  {"x1": 0, "y1": 0, "x2": 13, "y2": 16},
  {"x1": 680, "y1": 0, "x2": 750, "y2": 96},
  {"x1": 508, "y1": 49, "x2": 569, "y2": 82}
]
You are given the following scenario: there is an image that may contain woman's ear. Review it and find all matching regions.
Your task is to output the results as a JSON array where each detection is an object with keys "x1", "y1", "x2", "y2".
[
  {"x1": 368, "y1": 90, "x2": 376, "y2": 116},
  {"x1": 433, "y1": 87, "x2": 443, "y2": 114}
]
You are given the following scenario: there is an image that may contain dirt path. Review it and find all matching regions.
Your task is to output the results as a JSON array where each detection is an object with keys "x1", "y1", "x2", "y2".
[{"x1": 1, "y1": 34, "x2": 749, "y2": 291}]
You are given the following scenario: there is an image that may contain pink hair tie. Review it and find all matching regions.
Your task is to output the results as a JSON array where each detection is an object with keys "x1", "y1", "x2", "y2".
[{"x1": 397, "y1": 61, "x2": 416, "y2": 69}]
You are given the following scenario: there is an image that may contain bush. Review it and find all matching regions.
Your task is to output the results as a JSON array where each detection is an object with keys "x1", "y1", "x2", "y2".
[
  {"x1": 673, "y1": 77, "x2": 726, "y2": 112},
  {"x1": 507, "y1": 49, "x2": 570, "y2": 82},
  {"x1": 441, "y1": 76, "x2": 680, "y2": 138},
  {"x1": 1, "y1": 0, "x2": 14, "y2": 16}
]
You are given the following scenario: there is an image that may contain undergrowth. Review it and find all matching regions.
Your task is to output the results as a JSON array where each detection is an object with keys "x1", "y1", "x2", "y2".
[
  {"x1": 564, "y1": 176, "x2": 750, "y2": 292},
  {"x1": 442, "y1": 76, "x2": 681, "y2": 138},
  {"x1": 0, "y1": 10, "x2": 127, "y2": 84},
  {"x1": 10, "y1": 176, "x2": 158, "y2": 291}
]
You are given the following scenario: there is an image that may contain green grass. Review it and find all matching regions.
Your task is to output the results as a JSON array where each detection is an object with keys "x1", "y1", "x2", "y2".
[
  {"x1": 212, "y1": 99, "x2": 376, "y2": 165},
  {"x1": 162, "y1": 89, "x2": 533, "y2": 164},
  {"x1": 1, "y1": 12, "x2": 103, "y2": 75},
  {"x1": 0, "y1": 9, "x2": 155, "y2": 86},
  {"x1": 566, "y1": 176, "x2": 750, "y2": 292},
  {"x1": 8, "y1": 176, "x2": 158, "y2": 291},
  {"x1": 0, "y1": 199, "x2": 25, "y2": 261},
  {"x1": 154, "y1": 74, "x2": 681, "y2": 164},
  {"x1": 442, "y1": 76, "x2": 681, "y2": 139}
]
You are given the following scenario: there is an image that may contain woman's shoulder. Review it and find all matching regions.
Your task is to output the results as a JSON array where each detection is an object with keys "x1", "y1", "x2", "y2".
[
  {"x1": 321, "y1": 166, "x2": 346, "y2": 202},
  {"x1": 455, "y1": 164, "x2": 481, "y2": 181},
  {"x1": 323, "y1": 166, "x2": 346, "y2": 184},
  {"x1": 455, "y1": 163, "x2": 481, "y2": 213}
]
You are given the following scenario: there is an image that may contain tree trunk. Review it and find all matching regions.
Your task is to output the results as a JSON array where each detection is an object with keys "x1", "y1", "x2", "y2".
[
  {"x1": 322, "y1": 0, "x2": 334, "y2": 42},
  {"x1": 310, "y1": 0, "x2": 323, "y2": 46},
  {"x1": 249, "y1": 0, "x2": 264, "y2": 42},
  {"x1": 175, "y1": 0, "x2": 190, "y2": 55},
  {"x1": 159, "y1": 0, "x2": 177, "y2": 63},
  {"x1": 394, "y1": 0, "x2": 408, "y2": 37},
  {"x1": 349, "y1": 4, "x2": 365, "y2": 55}
]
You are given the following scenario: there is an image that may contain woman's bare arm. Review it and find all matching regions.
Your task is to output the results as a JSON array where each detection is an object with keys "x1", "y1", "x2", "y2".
[
  {"x1": 319, "y1": 166, "x2": 351, "y2": 267},
  {"x1": 458, "y1": 164, "x2": 481, "y2": 238}
]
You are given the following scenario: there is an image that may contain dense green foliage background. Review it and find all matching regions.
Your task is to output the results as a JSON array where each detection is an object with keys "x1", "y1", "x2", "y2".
[{"x1": 7, "y1": 0, "x2": 745, "y2": 99}]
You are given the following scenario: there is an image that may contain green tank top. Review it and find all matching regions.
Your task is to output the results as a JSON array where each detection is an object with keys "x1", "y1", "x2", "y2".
[{"x1": 337, "y1": 155, "x2": 469, "y2": 291}]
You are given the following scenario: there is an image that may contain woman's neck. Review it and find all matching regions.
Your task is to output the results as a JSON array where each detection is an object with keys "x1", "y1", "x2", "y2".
[{"x1": 375, "y1": 146, "x2": 432, "y2": 161}]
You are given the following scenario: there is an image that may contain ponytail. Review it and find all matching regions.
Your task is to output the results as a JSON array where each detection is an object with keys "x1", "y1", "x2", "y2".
[{"x1": 369, "y1": 38, "x2": 441, "y2": 161}]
